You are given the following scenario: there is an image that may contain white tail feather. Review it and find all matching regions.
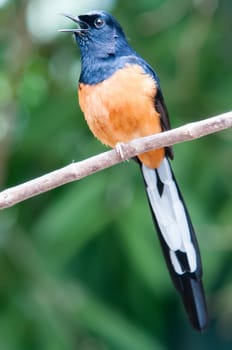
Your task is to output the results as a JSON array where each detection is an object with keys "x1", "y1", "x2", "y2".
[{"x1": 142, "y1": 158, "x2": 197, "y2": 274}]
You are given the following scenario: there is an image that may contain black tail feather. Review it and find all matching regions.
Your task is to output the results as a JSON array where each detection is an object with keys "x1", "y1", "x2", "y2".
[
  {"x1": 153, "y1": 216, "x2": 208, "y2": 331},
  {"x1": 180, "y1": 275, "x2": 208, "y2": 331},
  {"x1": 140, "y1": 158, "x2": 208, "y2": 331}
]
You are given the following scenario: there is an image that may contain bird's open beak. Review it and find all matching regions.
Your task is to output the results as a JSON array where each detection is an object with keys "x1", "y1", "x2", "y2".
[{"x1": 58, "y1": 14, "x2": 89, "y2": 34}]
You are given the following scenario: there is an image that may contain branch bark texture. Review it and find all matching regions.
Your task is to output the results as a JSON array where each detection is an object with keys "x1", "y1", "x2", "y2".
[{"x1": 0, "y1": 111, "x2": 231, "y2": 209}]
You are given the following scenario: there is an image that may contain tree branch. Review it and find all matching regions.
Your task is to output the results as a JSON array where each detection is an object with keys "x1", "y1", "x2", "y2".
[{"x1": 0, "y1": 111, "x2": 231, "y2": 209}]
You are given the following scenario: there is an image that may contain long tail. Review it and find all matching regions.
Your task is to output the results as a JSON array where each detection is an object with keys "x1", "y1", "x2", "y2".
[{"x1": 140, "y1": 157, "x2": 208, "y2": 331}]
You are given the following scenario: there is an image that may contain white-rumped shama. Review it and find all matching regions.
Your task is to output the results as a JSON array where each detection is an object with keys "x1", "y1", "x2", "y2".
[{"x1": 60, "y1": 10, "x2": 208, "y2": 331}]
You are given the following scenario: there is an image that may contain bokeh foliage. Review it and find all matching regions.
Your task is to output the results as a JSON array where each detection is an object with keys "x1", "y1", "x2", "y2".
[{"x1": 0, "y1": 0, "x2": 232, "y2": 349}]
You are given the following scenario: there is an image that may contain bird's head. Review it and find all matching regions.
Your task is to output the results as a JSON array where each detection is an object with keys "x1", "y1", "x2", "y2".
[{"x1": 59, "y1": 10, "x2": 131, "y2": 58}]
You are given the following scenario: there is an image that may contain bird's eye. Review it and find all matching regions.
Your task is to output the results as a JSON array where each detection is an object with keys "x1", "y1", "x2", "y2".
[{"x1": 94, "y1": 17, "x2": 105, "y2": 28}]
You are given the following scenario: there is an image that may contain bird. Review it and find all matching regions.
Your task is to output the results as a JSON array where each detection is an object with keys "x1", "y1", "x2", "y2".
[{"x1": 59, "y1": 10, "x2": 208, "y2": 331}]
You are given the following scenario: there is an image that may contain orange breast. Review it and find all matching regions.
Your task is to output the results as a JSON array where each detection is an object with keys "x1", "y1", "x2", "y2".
[{"x1": 78, "y1": 64, "x2": 164, "y2": 169}]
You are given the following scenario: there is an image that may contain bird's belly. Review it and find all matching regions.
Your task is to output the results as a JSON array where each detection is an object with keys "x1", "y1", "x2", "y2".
[{"x1": 78, "y1": 64, "x2": 165, "y2": 168}]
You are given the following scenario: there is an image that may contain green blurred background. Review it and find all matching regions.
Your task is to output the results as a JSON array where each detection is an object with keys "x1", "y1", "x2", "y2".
[{"x1": 0, "y1": 0, "x2": 231, "y2": 349}]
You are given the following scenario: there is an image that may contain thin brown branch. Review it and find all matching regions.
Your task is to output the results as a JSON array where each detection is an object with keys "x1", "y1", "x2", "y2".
[{"x1": 0, "y1": 111, "x2": 231, "y2": 209}]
